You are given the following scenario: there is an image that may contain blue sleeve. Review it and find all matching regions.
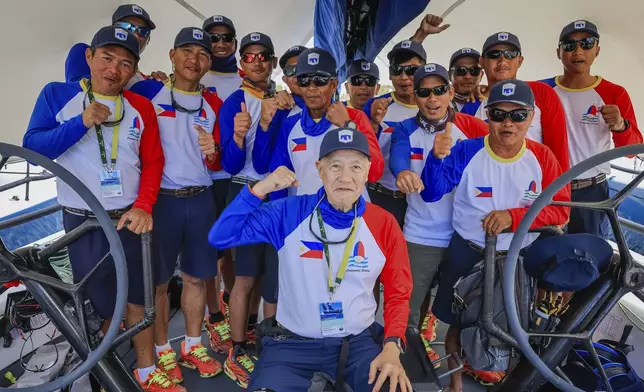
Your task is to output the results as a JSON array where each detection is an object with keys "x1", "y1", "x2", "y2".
[
  {"x1": 65, "y1": 43, "x2": 90, "y2": 83},
  {"x1": 389, "y1": 119, "x2": 414, "y2": 178},
  {"x1": 219, "y1": 91, "x2": 247, "y2": 175},
  {"x1": 23, "y1": 83, "x2": 89, "y2": 160},
  {"x1": 419, "y1": 138, "x2": 483, "y2": 202},
  {"x1": 362, "y1": 97, "x2": 375, "y2": 119},
  {"x1": 253, "y1": 108, "x2": 291, "y2": 175},
  {"x1": 461, "y1": 100, "x2": 482, "y2": 116},
  {"x1": 538, "y1": 77, "x2": 557, "y2": 88},
  {"x1": 128, "y1": 79, "x2": 164, "y2": 100},
  {"x1": 267, "y1": 114, "x2": 301, "y2": 200}
]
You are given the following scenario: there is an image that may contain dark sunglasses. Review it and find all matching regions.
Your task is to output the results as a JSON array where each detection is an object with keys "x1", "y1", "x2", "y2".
[
  {"x1": 211, "y1": 33, "x2": 235, "y2": 43},
  {"x1": 283, "y1": 65, "x2": 297, "y2": 77},
  {"x1": 414, "y1": 85, "x2": 450, "y2": 98},
  {"x1": 113, "y1": 21, "x2": 151, "y2": 39},
  {"x1": 559, "y1": 37, "x2": 598, "y2": 52},
  {"x1": 297, "y1": 75, "x2": 332, "y2": 88},
  {"x1": 488, "y1": 108, "x2": 531, "y2": 123},
  {"x1": 390, "y1": 64, "x2": 419, "y2": 76},
  {"x1": 350, "y1": 75, "x2": 378, "y2": 87},
  {"x1": 241, "y1": 52, "x2": 274, "y2": 63},
  {"x1": 451, "y1": 66, "x2": 482, "y2": 77},
  {"x1": 484, "y1": 49, "x2": 520, "y2": 60}
]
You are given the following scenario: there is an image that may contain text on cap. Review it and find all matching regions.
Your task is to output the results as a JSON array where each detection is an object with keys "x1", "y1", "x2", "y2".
[
  {"x1": 308, "y1": 53, "x2": 320, "y2": 65},
  {"x1": 401, "y1": 40, "x2": 412, "y2": 48},
  {"x1": 250, "y1": 33, "x2": 261, "y2": 41},
  {"x1": 361, "y1": 62, "x2": 371, "y2": 71},
  {"x1": 498, "y1": 32, "x2": 509, "y2": 41},
  {"x1": 132, "y1": 5, "x2": 143, "y2": 14},
  {"x1": 574, "y1": 20, "x2": 586, "y2": 29},
  {"x1": 502, "y1": 83, "x2": 516, "y2": 96},
  {"x1": 193, "y1": 29, "x2": 203, "y2": 40},
  {"x1": 338, "y1": 130, "x2": 353, "y2": 143},
  {"x1": 115, "y1": 28, "x2": 128, "y2": 41}
]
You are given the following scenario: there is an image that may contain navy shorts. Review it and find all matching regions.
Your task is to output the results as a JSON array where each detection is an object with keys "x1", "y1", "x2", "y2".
[
  {"x1": 568, "y1": 181, "x2": 609, "y2": 237},
  {"x1": 212, "y1": 178, "x2": 231, "y2": 219},
  {"x1": 63, "y1": 211, "x2": 145, "y2": 319},
  {"x1": 153, "y1": 187, "x2": 219, "y2": 283}
]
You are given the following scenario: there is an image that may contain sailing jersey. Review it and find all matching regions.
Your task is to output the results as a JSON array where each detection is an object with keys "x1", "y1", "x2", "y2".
[
  {"x1": 390, "y1": 113, "x2": 488, "y2": 247},
  {"x1": 363, "y1": 92, "x2": 418, "y2": 191},
  {"x1": 540, "y1": 76, "x2": 643, "y2": 179},
  {"x1": 209, "y1": 186, "x2": 412, "y2": 341},
  {"x1": 472, "y1": 81, "x2": 570, "y2": 172},
  {"x1": 129, "y1": 80, "x2": 222, "y2": 189},
  {"x1": 420, "y1": 136, "x2": 570, "y2": 251},
  {"x1": 23, "y1": 79, "x2": 164, "y2": 213}
]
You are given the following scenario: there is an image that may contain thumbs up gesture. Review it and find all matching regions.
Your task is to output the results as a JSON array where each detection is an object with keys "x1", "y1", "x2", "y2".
[
  {"x1": 433, "y1": 122, "x2": 453, "y2": 159},
  {"x1": 234, "y1": 102, "x2": 252, "y2": 148},
  {"x1": 371, "y1": 97, "x2": 393, "y2": 125},
  {"x1": 195, "y1": 125, "x2": 217, "y2": 157}
]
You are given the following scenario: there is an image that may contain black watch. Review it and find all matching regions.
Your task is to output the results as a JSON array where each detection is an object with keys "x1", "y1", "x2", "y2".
[
  {"x1": 383, "y1": 336, "x2": 405, "y2": 354},
  {"x1": 344, "y1": 120, "x2": 357, "y2": 129}
]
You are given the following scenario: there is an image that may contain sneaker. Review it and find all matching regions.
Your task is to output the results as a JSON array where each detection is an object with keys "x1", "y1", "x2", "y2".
[
  {"x1": 179, "y1": 341, "x2": 223, "y2": 378},
  {"x1": 246, "y1": 328, "x2": 256, "y2": 346},
  {"x1": 224, "y1": 345, "x2": 256, "y2": 389},
  {"x1": 157, "y1": 348, "x2": 184, "y2": 384},
  {"x1": 205, "y1": 316, "x2": 232, "y2": 354},
  {"x1": 463, "y1": 364, "x2": 505, "y2": 386},
  {"x1": 220, "y1": 291, "x2": 230, "y2": 320},
  {"x1": 421, "y1": 335, "x2": 441, "y2": 369},
  {"x1": 421, "y1": 312, "x2": 439, "y2": 342},
  {"x1": 134, "y1": 368, "x2": 186, "y2": 391}
]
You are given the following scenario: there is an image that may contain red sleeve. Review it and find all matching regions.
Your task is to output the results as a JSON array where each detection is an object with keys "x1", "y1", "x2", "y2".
[
  {"x1": 454, "y1": 112, "x2": 489, "y2": 138},
  {"x1": 348, "y1": 108, "x2": 384, "y2": 182},
  {"x1": 529, "y1": 81, "x2": 570, "y2": 172},
  {"x1": 363, "y1": 204, "x2": 412, "y2": 344},
  {"x1": 204, "y1": 91, "x2": 223, "y2": 171},
  {"x1": 594, "y1": 80, "x2": 643, "y2": 148},
  {"x1": 125, "y1": 91, "x2": 165, "y2": 214},
  {"x1": 508, "y1": 140, "x2": 570, "y2": 230}
]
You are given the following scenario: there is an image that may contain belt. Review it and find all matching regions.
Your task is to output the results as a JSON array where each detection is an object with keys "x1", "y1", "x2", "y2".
[
  {"x1": 159, "y1": 186, "x2": 208, "y2": 198},
  {"x1": 367, "y1": 182, "x2": 405, "y2": 199},
  {"x1": 231, "y1": 175, "x2": 258, "y2": 187},
  {"x1": 571, "y1": 173, "x2": 607, "y2": 191},
  {"x1": 63, "y1": 206, "x2": 130, "y2": 219},
  {"x1": 467, "y1": 240, "x2": 508, "y2": 256}
]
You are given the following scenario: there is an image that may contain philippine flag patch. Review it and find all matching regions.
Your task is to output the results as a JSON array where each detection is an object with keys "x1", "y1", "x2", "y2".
[
  {"x1": 475, "y1": 187, "x2": 493, "y2": 198},
  {"x1": 300, "y1": 241, "x2": 323, "y2": 259},
  {"x1": 410, "y1": 147, "x2": 424, "y2": 160},
  {"x1": 291, "y1": 137, "x2": 307, "y2": 152}
]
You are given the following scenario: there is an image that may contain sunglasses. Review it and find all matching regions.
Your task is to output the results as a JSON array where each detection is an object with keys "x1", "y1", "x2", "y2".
[
  {"x1": 484, "y1": 49, "x2": 520, "y2": 60},
  {"x1": 350, "y1": 75, "x2": 378, "y2": 87},
  {"x1": 390, "y1": 64, "x2": 419, "y2": 76},
  {"x1": 283, "y1": 65, "x2": 297, "y2": 77},
  {"x1": 241, "y1": 52, "x2": 274, "y2": 63},
  {"x1": 113, "y1": 21, "x2": 151, "y2": 39},
  {"x1": 297, "y1": 75, "x2": 332, "y2": 88},
  {"x1": 414, "y1": 85, "x2": 450, "y2": 98},
  {"x1": 451, "y1": 66, "x2": 482, "y2": 77},
  {"x1": 487, "y1": 108, "x2": 531, "y2": 123},
  {"x1": 211, "y1": 33, "x2": 235, "y2": 43},
  {"x1": 559, "y1": 37, "x2": 598, "y2": 52}
]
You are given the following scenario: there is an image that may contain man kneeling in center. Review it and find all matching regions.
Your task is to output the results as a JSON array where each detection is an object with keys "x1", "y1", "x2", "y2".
[{"x1": 209, "y1": 128, "x2": 413, "y2": 392}]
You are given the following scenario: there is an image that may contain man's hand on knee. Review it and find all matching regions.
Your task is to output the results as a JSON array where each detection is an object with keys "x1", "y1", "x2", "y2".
[{"x1": 368, "y1": 342, "x2": 412, "y2": 392}]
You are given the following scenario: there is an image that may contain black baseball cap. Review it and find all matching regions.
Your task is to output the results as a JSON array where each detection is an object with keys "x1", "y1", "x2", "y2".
[
  {"x1": 91, "y1": 26, "x2": 140, "y2": 60},
  {"x1": 239, "y1": 32, "x2": 275, "y2": 54},
  {"x1": 387, "y1": 40, "x2": 427, "y2": 63},
  {"x1": 112, "y1": 4, "x2": 155, "y2": 30},
  {"x1": 449, "y1": 48, "x2": 481, "y2": 68},
  {"x1": 482, "y1": 32, "x2": 521, "y2": 54},
  {"x1": 347, "y1": 60, "x2": 380, "y2": 79},
  {"x1": 280, "y1": 45, "x2": 307, "y2": 69},
  {"x1": 296, "y1": 48, "x2": 337, "y2": 77},
  {"x1": 319, "y1": 128, "x2": 371, "y2": 160},
  {"x1": 203, "y1": 15, "x2": 236, "y2": 34},
  {"x1": 174, "y1": 27, "x2": 212, "y2": 55},
  {"x1": 485, "y1": 79, "x2": 534, "y2": 109},
  {"x1": 559, "y1": 19, "x2": 600, "y2": 41},
  {"x1": 413, "y1": 63, "x2": 450, "y2": 89}
]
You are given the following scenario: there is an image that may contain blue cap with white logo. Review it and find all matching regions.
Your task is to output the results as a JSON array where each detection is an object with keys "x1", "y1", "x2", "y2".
[
  {"x1": 239, "y1": 32, "x2": 275, "y2": 55},
  {"x1": 449, "y1": 48, "x2": 481, "y2": 68},
  {"x1": 112, "y1": 4, "x2": 156, "y2": 30},
  {"x1": 296, "y1": 47, "x2": 337, "y2": 77},
  {"x1": 413, "y1": 63, "x2": 450, "y2": 89},
  {"x1": 482, "y1": 31, "x2": 521, "y2": 54},
  {"x1": 174, "y1": 27, "x2": 212, "y2": 55},
  {"x1": 91, "y1": 25, "x2": 140, "y2": 60},
  {"x1": 203, "y1": 15, "x2": 235, "y2": 35},
  {"x1": 387, "y1": 40, "x2": 427, "y2": 63},
  {"x1": 280, "y1": 45, "x2": 308, "y2": 69},
  {"x1": 559, "y1": 19, "x2": 600, "y2": 41},
  {"x1": 485, "y1": 79, "x2": 534, "y2": 109},
  {"x1": 347, "y1": 60, "x2": 379, "y2": 79},
  {"x1": 319, "y1": 128, "x2": 371, "y2": 160}
]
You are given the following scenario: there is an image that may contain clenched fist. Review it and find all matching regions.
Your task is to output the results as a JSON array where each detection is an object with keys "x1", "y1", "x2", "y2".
[
  {"x1": 252, "y1": 166, "x2": 300, "y2": 198},
  {"x1": 82, "y1": 101, "x2": 112, "y2": 128},
  {"x1": 482, "y1": 210, "x2": 513, "y2": 236},
  {"x1": 432, "y1": 122, "x2": 453, "y2": 159},
  {"x1": 260, "y1": 98, "x2": 279, "y2": 130},
  {"x1": 326, "y1": 102, "x2": 351, "y2": 127},
  {"x1": 234, "y1": 102, "x2": 252, "y2": 148},
  {"x1": 396, "y1": 170, "x2": 424, "y2": 194},
  {"x1": 600, "y1": 105, "x2": 626, "y2": 131},
  {"x1": 371, "y1": 97, "x2": 392, "y2": 126},
  {"x1": 275, "y1": 90, "x2": 295, "y2": 110}
]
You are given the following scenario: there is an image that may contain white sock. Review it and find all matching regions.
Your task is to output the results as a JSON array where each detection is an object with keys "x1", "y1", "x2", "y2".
[
  {"x1": 137, "y1": 365, "x2": 156, "y2": 381},
  {"x1": 185, "y1": 335, "x2": 201, "y2": 351},
  {"x1": 155, "y1": 342, "x2": 172, "y2": 357}
]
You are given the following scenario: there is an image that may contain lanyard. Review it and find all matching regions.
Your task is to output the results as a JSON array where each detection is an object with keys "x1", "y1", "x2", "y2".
[
  {"x1": 87, "y1": 87, "x2": 122, "y2": 172},
  {"x1": 316, "y1": 208, "x2": 360, "y2": 299}
]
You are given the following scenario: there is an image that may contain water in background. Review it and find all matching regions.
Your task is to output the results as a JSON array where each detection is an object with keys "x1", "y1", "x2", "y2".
[
  {"x1": 608, "y1": 179, "x2": 644, "y2": 254},
  {"x1": 0, "y1": 197, "x2": 62, "y2": 250}
]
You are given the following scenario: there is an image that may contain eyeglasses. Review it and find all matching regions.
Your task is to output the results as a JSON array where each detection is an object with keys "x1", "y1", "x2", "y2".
[
  {"x1": 451, "y1": 66, "x2": 482, "y2": 77},
  {"x1": 350, "y1": 75, "x2": 378, "y2": 87},
  {"x1": 113, "y1": 21, "x2": 151, "y2": 39},
  {"x1": 487, "y1": 108, "x2": 531, "y2": 123},
  {"x1": 297, "y1": 75, "x2": 332, "y2": 88},
  {"x1": 390, "y1": 64, "x2": 419, "y2": 76},
  {"x1": 283, "y1": 65, "x2": 297, "y2": 77},
  {"x1": 241, "y1": 52, "x2": 274, "y2": 63},
  {"x1": 559, "y1": 37, "x2": 598, "y2": 52},
  {"x1": 414, "y1": 85, "x2": 450, "y2": 98},
  {"x1": 211, "y1": 33, "x2": 235, "y2": 43},
  {"x1": 484, "y1": 49, "x2": 520, "y2": 60}
]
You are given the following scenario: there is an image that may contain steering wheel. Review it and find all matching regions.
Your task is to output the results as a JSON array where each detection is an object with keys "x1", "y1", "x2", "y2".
[
  {"x1": 0, "y1": 143, "x2": 128, "y2": 392},
  {"x1": 503, "y1": 143, "x2": 644, "y2": 392}
]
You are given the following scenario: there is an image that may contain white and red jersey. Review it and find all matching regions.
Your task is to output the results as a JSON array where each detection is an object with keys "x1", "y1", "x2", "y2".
[
  {"x1": 541, "y1": 76, "x2": 643, "y2": 179},
  {"x1": 420, "y1": 136, "x2": 570, "y2": 250}
]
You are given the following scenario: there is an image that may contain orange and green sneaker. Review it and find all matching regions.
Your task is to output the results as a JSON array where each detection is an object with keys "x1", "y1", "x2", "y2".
[
  {"x1": 178, "y1": 341, "x2": 223, "y2": 378},
  {"x1": 220, "y1": 291, "x2": 230, "y2": 320},
  {"x1": 205, "y1": 316, "x2": 232, "y2": 354},
  {"x1": 134, "y1": 368, "x2": 186, "y2": 391},
  {"x1": 464, "y1": 363, "x2": 505, "y2": 386},
  {"x1": 157, "y1": 348, "x2": 184, "y2": 384},
  {"x1": 246, "y1": 328, "x2": 257, "y2": 346},
  {"x1": 421, "y1": 312, "x2": 439, "y2": 342},
  {"x1": 224, "y1": 345, "x2": 256, "y2": 388},
  {"x1": 421, "y1": 336, "x2": 441, "y2": 369}
]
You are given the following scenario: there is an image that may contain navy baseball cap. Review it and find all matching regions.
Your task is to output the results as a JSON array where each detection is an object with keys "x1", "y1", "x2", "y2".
[
  {"x1": 482, "y1": 31, "x2": 521, "y2": 54},
  {"x1": 485, "y1": 79, "x2": 534, "y2": 109},
  {"x1": 296, "y1": 48, "x2": 337, "y2": 77},
  {"x1": 239, "y1": 32, "x2": 275, "y2": 54},
  {"x1": 174, "y1": 27, "x2": 212, "y2": 55},
  {"x1": 449, "y1": 48, "x2": 481, "y2": 68},
  {"x1": 112, "y1": 4, "x2": 155, "y2": 30},
  {"x1": 559, "y1": 19, "x2": 600, "y2": 41},
  {"x1": 347, "y1": 60, "x2": 379, "y2": 79},
  {"x1": 413, "y1": 63, "x2": 450, "y2": 89},
  {"x1": 203, "y1": 15, "x2": 235, "y2": 34},
  {"x1": 319, "y1": 128, "x2": 371, "y2": 160},
  {"x1": 387, "y1": 40, "x2": 427, "y2": 63},
  {"x1": 91, "y1": 26, "x2": 140, "y2": 60},
  {"x1": 280, "y1": 45, "x2": 307, "y2": 69}
]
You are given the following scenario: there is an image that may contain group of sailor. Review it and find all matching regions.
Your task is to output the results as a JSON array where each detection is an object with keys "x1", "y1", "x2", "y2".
[{"x1": 21, "y1": 3, "x2": 642, "y2": 392}]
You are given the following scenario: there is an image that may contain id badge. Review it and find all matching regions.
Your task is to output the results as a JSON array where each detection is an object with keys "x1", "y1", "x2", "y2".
[
  {"x1": 319, "y1": 301, "x2": 345, "y2": 336},
  {"x1": 100, "y1": 170, "x2": 123, "y2": 198}
]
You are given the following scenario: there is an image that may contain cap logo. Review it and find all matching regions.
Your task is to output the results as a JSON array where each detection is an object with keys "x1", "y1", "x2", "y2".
[
  {"x1": 501, "y1": 83, "x2": 516, "y2": 96},
  {"x1": 193, "y1": 29, "x2": 204, "y2": 40},
  {"x1": 308, "y1": 53, "x2": 320, "y2": 66},
  {"x1": 213, "y1": 15, "x2": 224, "y2": 22},
  {"x1": 498, "y1": 32, "x2": 509, "y2": 41},
  {"x1": 574, "y1": 20, "x2": 586, "y2": 29},
  {"x1": 115, "y1": 28, "x2": 128, "y2": 41},
  {"x1": 338, "y1": 130, "x2": 353, "y2": 144},
  {"x1": 132, "y1": 5, "x2": 143, "y2": 15},
  {"x1": 250, "y1": 33, "x2": 261, "y2": 42},
  {"x1": 401, "y1": 40, "x2": 412, "y2": 49},
  {"x1": 289, "y1": 45, "x2": 299, "y2": 52},
  {"x1": 425, "y1": 64, "x2": 437, "y2": 72},
  {"x1": 462, "y1": 48, "x2": 472, "y2": 53},
  {"x1": 361, "y1": 62, "x2": 371, "y2": 71}
]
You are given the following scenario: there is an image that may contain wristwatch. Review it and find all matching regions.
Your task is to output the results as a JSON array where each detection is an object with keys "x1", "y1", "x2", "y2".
[
  {"x1": 613, "y1": 119, "x2": 630, "y2": 132},
  {"x1": 344, "y1": 120, "x2": 357, "y2": 129},
  {"x1": 383, "y1": 336, "x2": 405, "y2": 354}
]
